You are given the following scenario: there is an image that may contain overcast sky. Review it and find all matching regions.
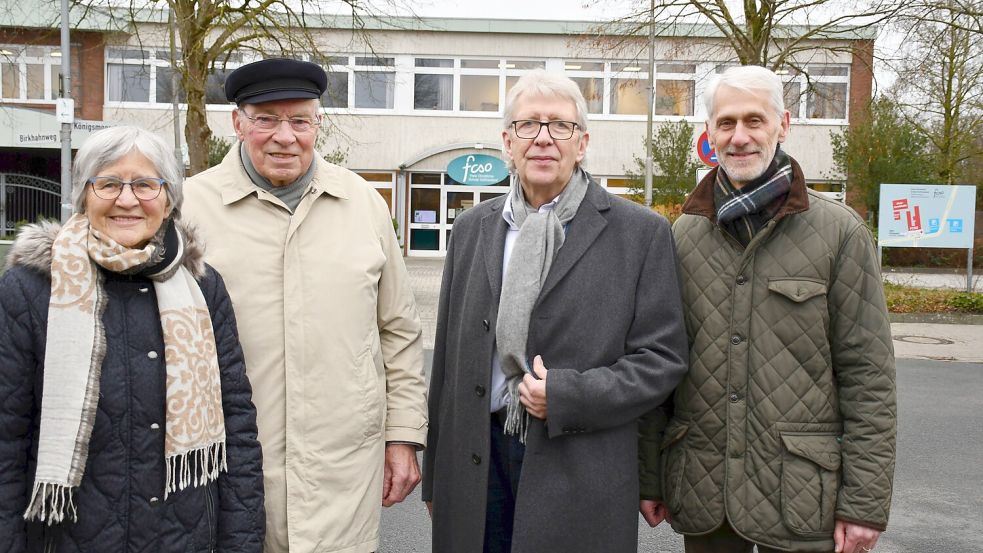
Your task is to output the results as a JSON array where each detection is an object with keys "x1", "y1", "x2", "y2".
[{"x1": 399, "y1": 0, "x2": 634, "y2": 21}]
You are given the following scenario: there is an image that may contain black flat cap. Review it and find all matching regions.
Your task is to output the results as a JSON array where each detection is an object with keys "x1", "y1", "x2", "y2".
[{"x1": 225, "y1": 58, "x2": 327, "y2": 105}]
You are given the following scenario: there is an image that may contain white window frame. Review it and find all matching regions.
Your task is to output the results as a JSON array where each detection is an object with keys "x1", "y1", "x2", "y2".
[
  {"x1": 780, "y1": 64, "x2": 851, "y2": 123},
  {"x1": 105, "y1": 47, "x2": 259, "y2": 109},
  {"x1": 0, "y1": 45, "x2": 62, "y2": 104}
]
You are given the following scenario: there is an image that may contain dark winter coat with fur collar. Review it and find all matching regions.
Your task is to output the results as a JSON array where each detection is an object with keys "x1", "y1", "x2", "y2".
[{"x1": 0, "y1": 221, "x2": 265, "y2": 553}]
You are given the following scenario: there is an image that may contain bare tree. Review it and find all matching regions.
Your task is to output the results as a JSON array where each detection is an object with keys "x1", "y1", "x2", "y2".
[
  {"x1": 904, "y1": 0, "x2": 982, "y2": 35},
  {"x1": 889, "y1": 0, "x2": 983, "y2": 184},
  {"x1": 77, "y1": 0, "x2": 417, "y2": 174},
  {"x1": 583, "y1": 0, "x2": 902, "y2": 71}
]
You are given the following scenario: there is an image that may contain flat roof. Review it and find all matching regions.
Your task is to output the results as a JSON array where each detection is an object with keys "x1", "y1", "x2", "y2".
[{"x1": 0, "y1": 0, "x2": 876, "y2": 40}]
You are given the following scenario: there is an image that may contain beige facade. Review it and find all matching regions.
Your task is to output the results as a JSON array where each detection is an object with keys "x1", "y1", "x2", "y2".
[{"x1": 2, "y1": 9, "x2": 872, "y2": 254}]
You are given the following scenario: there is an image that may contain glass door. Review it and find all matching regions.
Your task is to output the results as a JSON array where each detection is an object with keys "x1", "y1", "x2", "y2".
[
  {"x1": 407, "y1": 173, "x2": 443, "y2": 256},
  {"x1": 407, "y1": 172, "x2": 509, "y2": 256}
]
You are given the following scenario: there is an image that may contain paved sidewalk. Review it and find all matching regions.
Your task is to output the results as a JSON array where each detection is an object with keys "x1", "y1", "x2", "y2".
[
  {"x1": 404, "y1": 257, "x2": 983, "y2": 362},
  {"x1": 883, "y1": 269, "x2": 982, "y2": 292}
]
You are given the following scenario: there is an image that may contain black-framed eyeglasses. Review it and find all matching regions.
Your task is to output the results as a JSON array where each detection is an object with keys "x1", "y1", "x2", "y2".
[
  {"x1": 510, "y1": 119, "x2": 580, "y2": 140},
  {"x1": 87, "y1": 177, "x2": 167, "y2": 201},
  {"x1": 239, "y1": 110, "x2": 321, "y2": 133}
]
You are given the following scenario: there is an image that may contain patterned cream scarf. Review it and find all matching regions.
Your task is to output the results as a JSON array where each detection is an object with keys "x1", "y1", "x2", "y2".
[{"x1": 25, "y1": 213, "x2": 226, "y2": 525}]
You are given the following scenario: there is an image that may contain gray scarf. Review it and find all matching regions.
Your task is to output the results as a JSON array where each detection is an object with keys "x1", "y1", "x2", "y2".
[
  {"x1": 496, "y1": 167, "x2": 589, "y2": 441},
  {"x1": 240, "y1": 143, "x2": 317, "y2": 213}
]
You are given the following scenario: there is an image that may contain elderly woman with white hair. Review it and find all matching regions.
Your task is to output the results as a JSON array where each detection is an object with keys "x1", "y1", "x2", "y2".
[{"x1": 0, "y1": 125, "x2": 265, "y2": 552}]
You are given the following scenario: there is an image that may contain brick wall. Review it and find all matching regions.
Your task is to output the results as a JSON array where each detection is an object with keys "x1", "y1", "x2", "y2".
[
  {"x1": 846, "y1": 39, "x2": 875, "y2": 218},
  {"x1": 0, "y1": 27, "x2": 105, "y2": 120}
]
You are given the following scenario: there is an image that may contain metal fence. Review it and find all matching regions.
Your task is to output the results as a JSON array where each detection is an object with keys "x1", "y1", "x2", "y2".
[{"x1": 1, "y1": 173, "x2": 62, "y2": 236}]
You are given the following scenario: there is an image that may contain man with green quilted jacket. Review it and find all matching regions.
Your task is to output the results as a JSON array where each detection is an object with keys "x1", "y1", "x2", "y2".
[{"x1": 638, "y1": 65, "x2": 896, "y2": 553}]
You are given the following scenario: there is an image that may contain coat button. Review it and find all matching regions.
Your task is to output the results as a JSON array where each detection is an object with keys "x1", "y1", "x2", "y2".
[
  {"x1": 148, "y1": 351, "x2": 159, "y2": 359},
  {"x1": 730, "y1": 334, "x2": 742, "y2": 345},
  {"x1": 475, "y1": 385, "x2": 486, "y2": 397},
  {"x1": 150, "y1": 423, "x2": 160, "y2": 430},
  {"x1": 736, "y1": 275, "x2": 747, "y2": 285},
  {"x1": 482, "y1": 319, "x2": 490, "y2": 331},
  {"x1": 472, "y1": 454, "x2": 482, "y2": 465},
  {"x1": 138, "y1": 287, "x2": 149, "y2": 293},
  {"x1": 149, "y1": 496, "x2": 159, "y2": 504},
  {"x1": 729, "y1": 392, "x2": 740, "y2": 403}
]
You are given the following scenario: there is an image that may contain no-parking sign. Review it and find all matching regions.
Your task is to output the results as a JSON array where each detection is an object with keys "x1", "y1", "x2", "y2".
[{"x1": 696, "y1": 130, "x2": 718, "y2": 167}]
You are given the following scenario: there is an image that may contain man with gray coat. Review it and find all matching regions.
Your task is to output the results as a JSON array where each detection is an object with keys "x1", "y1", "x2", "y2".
[
  {"x1": 422, "y1": 70, "x2": 689, "y2": 553},
  {"x1": 639, "y1": 65, "x2": 896, "y2": 553}
]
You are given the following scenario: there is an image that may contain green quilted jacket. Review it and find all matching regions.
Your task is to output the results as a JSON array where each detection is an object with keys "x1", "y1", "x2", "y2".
[{"x1": 640, "y1": 161, "x2": 897, "y2": 551}]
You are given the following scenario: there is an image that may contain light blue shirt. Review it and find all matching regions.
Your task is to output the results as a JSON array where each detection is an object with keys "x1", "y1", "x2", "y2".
[{"x1": 489, "y1": 191, "x2": 559, "y2": 413}]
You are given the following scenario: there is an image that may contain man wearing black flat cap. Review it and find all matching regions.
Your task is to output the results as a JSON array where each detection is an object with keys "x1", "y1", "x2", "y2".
[{"x1": 183, "y1": 58, "x2": 428, "y2": 553}]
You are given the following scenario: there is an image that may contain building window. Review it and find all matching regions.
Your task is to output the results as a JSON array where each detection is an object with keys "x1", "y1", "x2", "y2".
[
  {"x1": 778, "y1": 64, "x2": 849, "y2": 121},
  {"x1": 460, "y1": 74, "x2": 498, "y2": 112},
  {"x1": 413, "y1": 58, "x2": 453, "y2": 111},
  {"x1": 107, "y1": 63, "x2": 151, "y2": 102},
  {"x1": 1, "y1": 62, "x2": 20, "y2": 99},
  {"x1": 107, "y1": 48, "x2": 258, "y2": 106},
  {"x1": 566, "y1": 60, "x2": 697, "y2": 118},
  {"x1": 356, "y1": 171, "x2": 396, "y2": 214},
  {"x1": 807, "y1": 82, "x2": 848, "y2": 119},
  {"x1": 353, "y1": 56, "x2": 395, "y2": 109},
  {"x1": 571, "y1": 77, "x2": 603, "y2": 114},
  {"x1": 655, "y1": 63, "x2": 695, "y2": 117},
  {"x1": 783, "y1": 81, "x2": 802, "y2": 118},
  {"x1": 206, "y1": 68, "x2": 233, "y2": 104},
  {"x1": 0, "y1": 45, "x2": 62, "y2": 103},
  {"x1": 321, "y1": 56, "x2": 349, "y2": 108},
  {"x1": 610, "y1": 75, "x2": 647, "y2": 115},
  {"x1": 655, "y1": 80, "x2": 694, "y2": 116},
  {"x1": 565, "y1": 61, "x2": 605, "y2": 114},
  {"x1": 156, "y1": 65, "x2": 186, "y2": 104}
]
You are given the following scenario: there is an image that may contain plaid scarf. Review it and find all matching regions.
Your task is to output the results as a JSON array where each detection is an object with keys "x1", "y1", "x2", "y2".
[
  {"x1": 714, "y1": 147, "x2": 793, "y2": 247},
  {"x1": 25, "y1": 214, "x2": 226, "y2": 525}
]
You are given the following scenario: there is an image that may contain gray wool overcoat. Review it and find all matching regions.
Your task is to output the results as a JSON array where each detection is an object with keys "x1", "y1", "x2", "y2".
[{"x1": 422, "y1": 177, "x2": 690, "y2": 553}]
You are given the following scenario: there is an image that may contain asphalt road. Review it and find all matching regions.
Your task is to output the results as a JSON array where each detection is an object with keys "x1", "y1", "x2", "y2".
[{"x1": 379, "y1": 357, "x2": 983, "y2": 552}]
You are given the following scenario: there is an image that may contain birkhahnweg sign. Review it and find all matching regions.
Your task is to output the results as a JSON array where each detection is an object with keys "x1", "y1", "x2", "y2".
[{"x1": 2, "y1": 106, "x2": 115, "y2": 149}]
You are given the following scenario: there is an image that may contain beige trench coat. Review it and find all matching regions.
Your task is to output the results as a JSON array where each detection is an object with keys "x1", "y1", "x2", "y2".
[{"x1": 183, "y1": 147, "x2": 427, "y2": 553}]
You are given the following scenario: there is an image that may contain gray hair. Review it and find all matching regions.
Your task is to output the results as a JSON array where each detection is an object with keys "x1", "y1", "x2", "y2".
[
  {"x1": 703, "y1": 65, "x2": 785, "y2": 120},
  {"x1": 71, "y1": 125, "x2": 184, "y2": 216},
  {"x1": 503, "y1": 70, "x2": 589, "y2": 132}
]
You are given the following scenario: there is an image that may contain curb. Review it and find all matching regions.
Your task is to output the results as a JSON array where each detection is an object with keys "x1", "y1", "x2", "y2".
[{"x1": 889, "y1": 312, "x2": 983, "y2": 325}]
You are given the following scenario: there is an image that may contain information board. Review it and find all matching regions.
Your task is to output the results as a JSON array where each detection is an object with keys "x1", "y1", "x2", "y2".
[{"x1": 878, "y1": 184, "x2": 977, "y2": 248}]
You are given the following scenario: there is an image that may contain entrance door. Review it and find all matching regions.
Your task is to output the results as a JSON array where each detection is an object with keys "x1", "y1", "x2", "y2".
[{"x1": 407, "y1": 172, "x2": 508, "y2": 256}]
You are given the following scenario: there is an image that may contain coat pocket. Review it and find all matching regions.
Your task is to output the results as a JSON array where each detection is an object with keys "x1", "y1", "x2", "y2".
[
  {"x1": 779, "y1": 432, "x2": 841, "y2": 537},
  {"x1": 660, "y1": 419, "x2": 689, "y2": 513},
  {"x1": 354, "y1": 330, "x2": 385, "y2": 440},
  {"x1": 768, "y1": 278, "x2": 827, "y2": 303}
]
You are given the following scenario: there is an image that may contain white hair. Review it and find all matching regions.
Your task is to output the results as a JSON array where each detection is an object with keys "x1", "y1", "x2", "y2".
[
  {"x1": 502, "y1": 70, "x2": 589, "y2": 170},
  {"x1": 703, "y1": 65, "x2": 785, "y2": 120},
  {"x1": 503, "y1": 70, "x2": 589, "y2": 132},
  {"x1": 72, "y1": 125, "x2": 184, "y2": 216}
]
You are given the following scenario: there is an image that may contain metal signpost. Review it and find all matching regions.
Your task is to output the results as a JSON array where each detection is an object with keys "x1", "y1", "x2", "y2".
[
  {"x1": 58, "y1": 0, "x2": 73, "y2": 222},
  {"x1": 877, "y1": 184, "x2": 978, "y2": 292}
]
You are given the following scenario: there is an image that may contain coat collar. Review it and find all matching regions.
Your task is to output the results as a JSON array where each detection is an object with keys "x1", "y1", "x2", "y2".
[
  {"x1": 217, "y1": 144, "x2": 350, "y2": 205},
  {"x1": 681, "y1": 156, "x2": 810, "y2": 224},
  {"x1": 481, "y1": 173, "x2": 610, "y2": 301},
  {"x1": 7, "y1": 217, "x2": 207, "y2": 279}
]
